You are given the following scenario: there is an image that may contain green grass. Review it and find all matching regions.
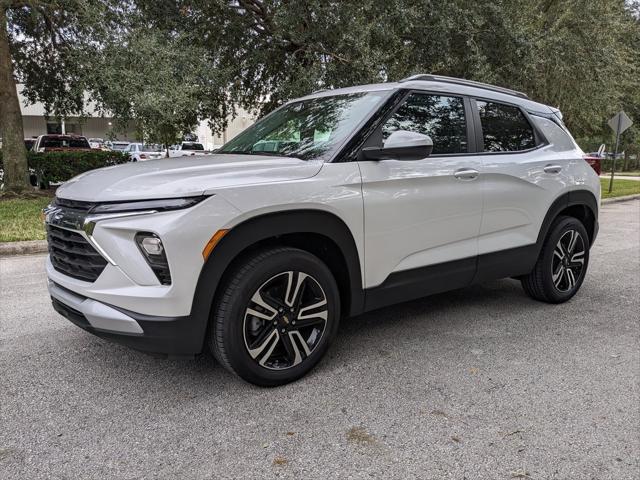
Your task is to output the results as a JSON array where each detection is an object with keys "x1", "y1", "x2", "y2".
[
  {"x1": 601, "y1": 178, "x2": 640, "y2": 199},
  {"x1": 0, "y1": 197, "x2": 52, "y2": 242}
]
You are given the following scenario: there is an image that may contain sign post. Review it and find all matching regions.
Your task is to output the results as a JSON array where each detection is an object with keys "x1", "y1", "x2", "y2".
[{"x1": 607, "y1": 111, "x2": 633, "y2": 194}]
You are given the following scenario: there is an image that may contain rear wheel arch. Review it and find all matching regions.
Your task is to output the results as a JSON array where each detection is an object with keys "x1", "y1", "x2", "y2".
[
  {"x1": 536, "y1": 190, "x2": 598, "y2": 250},
  {"x1": 188, "y1": 209, "x2": 364, "y2": 353}
]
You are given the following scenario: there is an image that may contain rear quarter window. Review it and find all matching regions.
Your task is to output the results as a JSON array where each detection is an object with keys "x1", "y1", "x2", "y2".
[{"x1": 477, "y1": 101, "x2": 536, "y2": 152}]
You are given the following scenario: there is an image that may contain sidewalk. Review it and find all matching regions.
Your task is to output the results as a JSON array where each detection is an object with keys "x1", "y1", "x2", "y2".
[{"x1": 600, "y1": 175, "x2": 640, "y2": 181}]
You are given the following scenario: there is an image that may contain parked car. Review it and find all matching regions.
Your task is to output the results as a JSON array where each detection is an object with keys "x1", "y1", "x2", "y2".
[
  {"x1": 123, "y1": 143, "x2": 164, "y2": 161},
  {"x1": 32, "y1": 134, "x2": 92, "y2": 152},
  {"x1": 88, "y1": 138, "x2": 106, "y2": 149},
  {"x1": 24, "y1": 138, "x2": 36, "y2": 151},
  {"x1": 105, "y1": 141, "x2": 130, "y2": 152},
  {"x1": 168, "y1": 141, "x2": 208, "y2": 157},
  {"x1": 44, "y1": 74, "x2": 600, "y2": 386},
  {"x1": 0, "y1": 137, "x2": 37, "y2": 150}
]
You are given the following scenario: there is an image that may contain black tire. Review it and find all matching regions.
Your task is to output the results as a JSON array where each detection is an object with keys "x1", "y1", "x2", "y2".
[
  {"x1": 209, "y1": 247, "x2": 340, "y2": 386},
  {"x1": 521, "y1": 216, "x2": 590, "y2": 303}
]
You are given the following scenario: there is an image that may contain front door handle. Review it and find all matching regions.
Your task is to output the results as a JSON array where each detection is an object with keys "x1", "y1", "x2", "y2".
[
  {"x1": 543, "y1": 164, "x2": 563, "y2": 174},
  {"x1": 454, "y1": 168, "x2": 479, "y2": 180}
]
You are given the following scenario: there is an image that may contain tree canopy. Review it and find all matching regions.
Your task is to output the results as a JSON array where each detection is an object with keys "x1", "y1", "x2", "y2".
[{"x1": 1, "y1": 0, "x2": 638, "y2": 192}]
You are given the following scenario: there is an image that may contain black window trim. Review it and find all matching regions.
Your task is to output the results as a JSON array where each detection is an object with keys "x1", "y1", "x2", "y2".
[
  {"x1": 331, "y1": 89, "x2": 406, "y2": 163},
  {"x1": 343, "y1": 88, "x2": 478, "y2": 160},
  {"x1": 328, "y1": 88, "x2": 551, "y2": 163},
  {"x1": 470, "y1": 96, "x2": 549, "y2": 155}
]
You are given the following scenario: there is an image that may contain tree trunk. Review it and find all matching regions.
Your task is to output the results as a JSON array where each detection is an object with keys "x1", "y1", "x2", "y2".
[{"x1": 0, "y1": 6, "x2": 29, "y2": 193}]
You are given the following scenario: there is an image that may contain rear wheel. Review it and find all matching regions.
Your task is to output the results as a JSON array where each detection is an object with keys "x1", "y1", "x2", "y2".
[
  {"x1": 209, "y1": 247, "x2": 340, "y2": 386},
  {"x1": 521, "y1": 216, "x2": 590, "y2": 303}
]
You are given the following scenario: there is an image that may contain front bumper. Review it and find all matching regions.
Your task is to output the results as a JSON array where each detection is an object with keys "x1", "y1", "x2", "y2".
[
  {"x1": 43, "y1": 194, "x2": 244, "y2": 356},
  {"x1": 49, "y1": 281, "x2": 202, "y2": 357}
]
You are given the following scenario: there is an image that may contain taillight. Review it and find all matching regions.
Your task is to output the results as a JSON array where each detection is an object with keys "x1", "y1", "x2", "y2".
[
  {"x1": 583, "y1": 155, "x2": 601, "y2": 176},
  {"x1": 140, "y1": 153, "x2": 148, "y2": 159}
]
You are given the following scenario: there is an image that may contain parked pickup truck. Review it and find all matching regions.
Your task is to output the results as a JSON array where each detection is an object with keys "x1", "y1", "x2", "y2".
[
  {"x1": 168, "y1": 141, "x2": 208, "y2": 157},
  {"x1": 32, "y1": 134, "x2": 92, "y2": 152}
]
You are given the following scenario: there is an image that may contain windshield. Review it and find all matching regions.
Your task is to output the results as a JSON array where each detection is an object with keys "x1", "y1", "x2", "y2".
[
  {"x1": 111, "y1": 143, "x2": 129, "y2": 151},
  {"x1": 219, "y1": 91, "x2": 388, "y2": 161},
  {"x1": 183, "y1": 142, "x2": 204, "y2": 150}
]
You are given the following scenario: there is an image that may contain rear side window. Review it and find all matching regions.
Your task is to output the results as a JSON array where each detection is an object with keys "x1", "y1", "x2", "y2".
[
  {"x1": 382, "y1": 93, "x2": 467, "y2": 154},
  {"x1": 477, "y1": 101, "x2": 536, "y2": 152}
]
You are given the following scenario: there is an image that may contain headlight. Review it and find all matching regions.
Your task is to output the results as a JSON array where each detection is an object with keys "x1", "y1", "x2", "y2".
[{"x1": 89, "y1": 195, "x2": 208, "y2": 214}]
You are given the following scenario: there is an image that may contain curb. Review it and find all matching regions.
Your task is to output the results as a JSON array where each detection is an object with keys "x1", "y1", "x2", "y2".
[
  {"x1": 0, "y1": 240, "x2": 48, "y2": 257},
  {"x1": 601, "y1": 194, "x2": 640, "y2": 205}
]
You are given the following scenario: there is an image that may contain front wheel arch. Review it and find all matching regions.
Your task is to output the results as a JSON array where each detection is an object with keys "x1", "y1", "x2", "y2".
[{"x1": 188, "y1": 209, "x2": 364, "y2": 354}]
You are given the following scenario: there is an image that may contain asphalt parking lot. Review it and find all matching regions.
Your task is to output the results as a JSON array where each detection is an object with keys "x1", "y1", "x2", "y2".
[{"x1": 1, "y1": 200, "x2": 639, "y2": 480}]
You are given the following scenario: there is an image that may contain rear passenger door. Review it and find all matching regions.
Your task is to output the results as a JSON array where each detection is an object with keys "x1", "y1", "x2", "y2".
[
  {"x1": 472, "y1": 99, "x2": 573, "y2": 264},
  {"x1": 358, "y1": 91, "x2": 484, "y2": 293}
]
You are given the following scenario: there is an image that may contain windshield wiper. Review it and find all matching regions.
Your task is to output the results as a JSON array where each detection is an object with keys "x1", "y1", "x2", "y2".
[{"x1": 216, "y1": 150, "x2": 301, "y2": 159}]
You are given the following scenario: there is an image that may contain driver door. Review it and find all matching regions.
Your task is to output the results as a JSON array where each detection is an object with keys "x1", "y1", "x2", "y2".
[{"x1": 358, "y1": 91, "x2": 484, "y2": 305}]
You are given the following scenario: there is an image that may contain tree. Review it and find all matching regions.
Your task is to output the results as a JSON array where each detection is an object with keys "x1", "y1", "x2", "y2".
[
  {"x1": 88, "y1": 30, "x2": 229, "y2": 156},
  {"x1": 0, "y1": 3, "x2": 26, "y2": 192},
  {"x1": 1, "y1": 0, "x2": 124, "y2": 193},
  {"x1": 138, "y1": 0, "x2": 638, "y2": 140},
  {"x1": 3, "y1": 0, "x2": 638, "y2": 193}
]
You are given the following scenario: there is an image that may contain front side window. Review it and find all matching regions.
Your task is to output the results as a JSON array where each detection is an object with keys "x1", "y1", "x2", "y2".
[
  {"x1": 219, "y1": 92, "x2": 389, "y2": 161},
  {"x1": 381, "y1": 93, "x2": 467, "y2": 154},
  {"x1": 477, "y1": 101, "x2": 536, "y2": 152}
]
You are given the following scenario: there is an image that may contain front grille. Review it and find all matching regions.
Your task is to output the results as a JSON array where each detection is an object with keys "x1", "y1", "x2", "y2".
[
  {"x1": 47, "y1": 225, "x2": 108, "y2": 282},
  {"x1": 54, "y1": 197, "x2": 97, "y2": 212}
]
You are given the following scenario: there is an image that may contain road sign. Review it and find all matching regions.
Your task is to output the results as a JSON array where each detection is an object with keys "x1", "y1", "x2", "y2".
[
  {"x1": 608, "y1": 111, "x2": 633, "y2": 136},
  {"x1": 607, "y1": 111, "x2": 634, "y2": 193}
]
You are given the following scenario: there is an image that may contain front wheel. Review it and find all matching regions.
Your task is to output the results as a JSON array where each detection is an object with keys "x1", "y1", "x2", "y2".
[
  {"x1": 209, "y1": 247, "x2": 340, "y2": 386},
  {"x1": 521, "y1": 216, "x2": 590, "y2": 303}
]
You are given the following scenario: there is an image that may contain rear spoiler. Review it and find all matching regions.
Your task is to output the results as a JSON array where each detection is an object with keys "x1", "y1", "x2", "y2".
[{"x1": 527, "y1": 107, "x2": 567, "y2": 131}]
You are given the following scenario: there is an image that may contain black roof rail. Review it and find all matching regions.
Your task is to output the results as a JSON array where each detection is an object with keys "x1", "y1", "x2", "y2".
[{"x1": 399, "y1": 74, "x2": 529, "y2": 100}]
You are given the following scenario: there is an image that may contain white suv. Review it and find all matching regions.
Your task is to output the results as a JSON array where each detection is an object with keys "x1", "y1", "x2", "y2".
[{"x1": 44, "y1": 75, "x2": 600, "y2": 386}]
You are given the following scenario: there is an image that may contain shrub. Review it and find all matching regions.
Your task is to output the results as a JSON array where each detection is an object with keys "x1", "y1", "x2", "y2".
[{"x1": 0, "y1": 150, "x2": 130, "y2": 187}]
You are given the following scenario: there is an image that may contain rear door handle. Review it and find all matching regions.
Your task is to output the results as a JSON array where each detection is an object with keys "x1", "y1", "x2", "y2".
[
  {"x1": 454, "y1": 168, "x2": 479, "y2": 180},
  {"x1": 543, "y1": 164, "x2": 563, "y2": 174}
]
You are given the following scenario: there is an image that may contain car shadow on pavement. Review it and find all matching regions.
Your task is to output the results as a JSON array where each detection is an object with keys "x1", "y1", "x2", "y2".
[{"x1": 31, "y1": 276, "x2": 555, "y2": 396}]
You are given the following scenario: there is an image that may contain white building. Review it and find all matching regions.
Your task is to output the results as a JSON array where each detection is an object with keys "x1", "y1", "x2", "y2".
[
  {"x1": 18, "y1": 86, "x2": 255, "y2": 146},
  {"x1": 195, "y1": 110, "x2": 255, "y2": 150}
]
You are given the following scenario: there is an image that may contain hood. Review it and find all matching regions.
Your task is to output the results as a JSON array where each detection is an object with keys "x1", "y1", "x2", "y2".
[{"x1": 56, "y1": 154, "x2": 323, "y2": 202}]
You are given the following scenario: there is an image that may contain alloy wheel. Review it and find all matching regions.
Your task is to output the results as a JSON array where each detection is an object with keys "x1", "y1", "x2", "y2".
[
  {"x1": 551, "y1": 229, "x2": 585, "y2": 293},
  {"x1": 243, "y1": 271, "x2": 328, "y2": 370}
]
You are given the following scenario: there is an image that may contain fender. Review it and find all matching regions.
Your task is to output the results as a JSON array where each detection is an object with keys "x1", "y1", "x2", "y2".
[
  {"x1": 535, "y1": 189, "x2": 599, "y2": 249},
  {"x1": 187, "y1": 209, "x2": 365, "y2": 352}
]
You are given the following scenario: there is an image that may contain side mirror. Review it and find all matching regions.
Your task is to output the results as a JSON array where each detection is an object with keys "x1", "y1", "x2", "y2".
[{"x1": 362, "y1": 130, "x2": 433, "y2": 161}]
